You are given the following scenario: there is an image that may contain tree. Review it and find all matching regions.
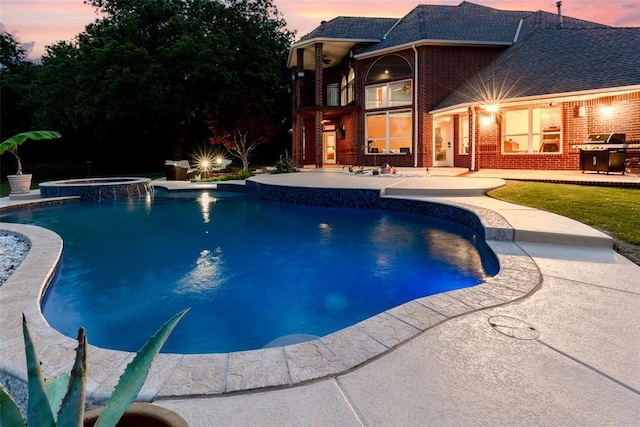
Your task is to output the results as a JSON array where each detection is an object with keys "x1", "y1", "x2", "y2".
[
  {"x1": 208, "y1": 98, "x2": 279, "y2": 171},
  {"x1": 29, "y1": 0, "x2": 294, "y2": 171},
  {"x1": 0, "y1": 31, "x2": 38, "y2": 140}
]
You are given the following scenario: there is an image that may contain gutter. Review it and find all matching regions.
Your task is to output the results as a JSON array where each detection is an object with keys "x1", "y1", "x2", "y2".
[
  {"x1": 412, "y1": 43, "x2": 419, "y2": 167},
  {"x1": 470, "y1": 107, "x2": 476, "y2": 172},
  {"x1": 355, "y1": 39, "x2": 513, "y2": 60},
  {"x1": 429, "y1": 85, "x2": 640, "y2": 115}
]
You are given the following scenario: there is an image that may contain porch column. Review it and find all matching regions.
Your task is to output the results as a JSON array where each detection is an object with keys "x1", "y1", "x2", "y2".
[
  {"x1": 315, "y1": 43, "x2": 324, "y2": 168},
  {"x1": 293, "y1": 48, "x2": 305, "y2": 166},
  {"x1": 470, "y1": 106, "x2": 479, "y2": 171}
]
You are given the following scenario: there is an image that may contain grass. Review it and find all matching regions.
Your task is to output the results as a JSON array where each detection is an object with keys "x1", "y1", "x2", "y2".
[
  {"x1": 0, "y1": 181, "x2": 9, "y2": 198},
  {"x1": 487, "y1": 181, "x2": 640, "y2": 246},
  {"x1": 192, "y1": 170, "x2": 254, "y2": 182},
  {"x1": 4, "y1": 172, "x2": 638, "y2": 250}
]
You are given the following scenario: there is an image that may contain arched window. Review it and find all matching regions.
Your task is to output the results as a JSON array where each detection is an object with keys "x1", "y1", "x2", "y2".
[
  {"x1": 365, "y1": 56, "x2": 412, "y2": 110},
  {"x1": 365, "y1": 56, "x2": 413, "y2": 155},
  {"x1": 341, "y1": 68, "x2": 355, "y2": 106},
  {"x1": 366, "y1": 56, "x2": 411, "y2": 83}
]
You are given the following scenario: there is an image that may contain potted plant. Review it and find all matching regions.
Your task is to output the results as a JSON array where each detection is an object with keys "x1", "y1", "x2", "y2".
[
  {"x1": 0, "y1": 309, "x2": 189, "y2": 427},
  {"x1": 0, "y1": 130, "x2": 61, "y2": 195}
]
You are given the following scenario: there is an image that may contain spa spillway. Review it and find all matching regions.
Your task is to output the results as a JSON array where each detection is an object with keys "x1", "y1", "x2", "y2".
[{"x1": 39, "y1": 177, "x2": 152, "y2": 200}]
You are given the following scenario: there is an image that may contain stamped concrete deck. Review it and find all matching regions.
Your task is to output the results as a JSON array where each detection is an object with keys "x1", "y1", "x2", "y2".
[{"x1": 1, "y1": 168, "x2": 639, "y2": 425}]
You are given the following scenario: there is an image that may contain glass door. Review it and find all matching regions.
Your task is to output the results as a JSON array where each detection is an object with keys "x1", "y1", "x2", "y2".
[
  {"x1": 323, "y1": 132, "x2": 336, "y2": 164},
  {"x1": 434, "y1": 117, "x2": 453, "y2": 167}
]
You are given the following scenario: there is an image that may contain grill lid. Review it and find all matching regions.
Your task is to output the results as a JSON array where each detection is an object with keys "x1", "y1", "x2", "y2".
[{"x1": 586, "y1": 133, "x2": 626, "y2": 144}]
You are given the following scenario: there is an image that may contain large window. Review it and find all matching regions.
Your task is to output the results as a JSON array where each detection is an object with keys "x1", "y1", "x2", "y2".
[
  {"x1": 503, "y1": 106, "x2": 562, "y2": 153},
  {"x1": 365, "y1": 80, "x2": 412, "y2": 110},
  {"x1": 459, "y1": 115, "x2": 470, "y2": 155},
  {"x1": 366, "y1": 110, "x2": 412, "y2": 154},
  {"x1": 365, "y1": 56, "x2": 413, "y2": 154}
]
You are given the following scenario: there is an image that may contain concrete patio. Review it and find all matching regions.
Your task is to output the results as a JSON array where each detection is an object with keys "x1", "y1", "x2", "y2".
[
  {"x1": 152, "y1": 168, "x2": 640, "y2": 426},
  {"x1": 1, "y1": 168, "x2": 638, "y2": 426}
]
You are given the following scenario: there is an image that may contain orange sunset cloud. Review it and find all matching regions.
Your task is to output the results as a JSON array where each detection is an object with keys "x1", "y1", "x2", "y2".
[{"x1": 1, "y1": 0, "x2": 639, "y2": 60}]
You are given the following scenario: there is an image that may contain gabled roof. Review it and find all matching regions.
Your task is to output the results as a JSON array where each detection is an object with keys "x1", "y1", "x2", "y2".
[
  {"x1": 357, "y1": 2, "x2": 524, "y2": 55},
  {"x1": 434, "y1": 27, "x2": 640, "y2": 111},
  {"x1": 287, "y1": 2, "x2": 638, "y2": 103},
  {"x1": 298, "y1": 17, "x2": 399, "y2": 43},
  {"x1": 288, "y1": 17, "x2": 399, "y2": 69},
  {"x1": 357, "y1": 1, "x2": 609, "y2": 56}
]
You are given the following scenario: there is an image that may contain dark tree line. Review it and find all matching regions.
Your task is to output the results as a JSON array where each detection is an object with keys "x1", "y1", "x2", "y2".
[{"x1": 1, "y1": 0, "x2": 294, "y2": 177}]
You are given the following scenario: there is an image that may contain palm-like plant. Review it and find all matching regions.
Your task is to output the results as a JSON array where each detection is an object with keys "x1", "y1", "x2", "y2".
[
  {"x1": 0, "y1": 131, "x2": 61, "y2": 175},
  {"x1": 0, "y1": 309, "x2": 189, "y2": 427}
]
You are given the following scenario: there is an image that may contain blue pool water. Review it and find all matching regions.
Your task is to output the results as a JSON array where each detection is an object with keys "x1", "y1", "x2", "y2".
[{"x1": 2, "y1": 191, "x2": 498, "y2": 353}]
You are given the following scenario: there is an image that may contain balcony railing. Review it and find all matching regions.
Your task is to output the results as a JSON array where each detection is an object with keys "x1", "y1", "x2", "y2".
[
  {"x1": 296, "y1": 80, "x2": 356, "y2": 108},
  {"x1": 327, "y1": 84, "x2": 339, "y2": 106}
]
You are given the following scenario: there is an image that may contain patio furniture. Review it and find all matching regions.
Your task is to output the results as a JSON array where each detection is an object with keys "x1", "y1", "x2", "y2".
[
  {"x1": 211, "y1": 159, "x2": 233, "y2": 171},
  {"x1": 165, "y1": 160, "x2": 197, "y2": 181}
]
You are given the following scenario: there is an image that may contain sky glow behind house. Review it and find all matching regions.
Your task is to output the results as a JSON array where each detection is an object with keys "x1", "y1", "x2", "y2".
[{"x1": 1, "y1": 0, "x2": 639, "y2": 61}]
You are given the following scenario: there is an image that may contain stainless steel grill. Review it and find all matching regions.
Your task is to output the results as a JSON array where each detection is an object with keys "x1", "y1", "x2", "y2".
[
  {"x1": 573, "y1": 133, "x2": 629, "y2": 174},
  {"x1": 575, "y1": 133, "x2": 627, "y2": 151}
]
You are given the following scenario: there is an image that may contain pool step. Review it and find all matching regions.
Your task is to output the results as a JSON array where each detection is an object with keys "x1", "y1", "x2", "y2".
[
  {"x1": 513, "y1": 229, "x2": 613, "y2": 248},
  {"x1": 382, "y1": 177, "x2": 505, "y2": 197}
]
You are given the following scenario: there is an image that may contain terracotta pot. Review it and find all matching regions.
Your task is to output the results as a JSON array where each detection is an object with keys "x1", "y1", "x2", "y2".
[
  {"x1": 84, "y1": 402, "x2": 189, "y2": 427},
  {"x1": 7, "y1": 174, "x2": 32, "y2": 194}
]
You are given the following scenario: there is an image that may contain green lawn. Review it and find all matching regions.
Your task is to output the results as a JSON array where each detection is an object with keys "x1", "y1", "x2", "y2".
[
  {"x1": 4, "y1": 174, "x2": 639, "y2": 248},
  {"x1": 488, "y1": 181, "x2": 640, "y2": 246},
  {"x1": 0, "y1": 181, "x2": 10, "y2": 197}
]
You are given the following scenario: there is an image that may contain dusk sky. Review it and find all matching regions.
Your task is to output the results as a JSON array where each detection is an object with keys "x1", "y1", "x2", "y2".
[{"x1": 2, "y1": 0, "x2": 640, "y2": 60}]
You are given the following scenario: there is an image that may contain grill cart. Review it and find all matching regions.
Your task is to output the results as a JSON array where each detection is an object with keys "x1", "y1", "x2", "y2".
[{"x1": 573, "y1": 133, "x2": 634, "y2": 175}]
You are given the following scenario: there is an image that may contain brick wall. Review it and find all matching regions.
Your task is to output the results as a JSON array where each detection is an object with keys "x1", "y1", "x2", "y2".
[
  {"x1": 418, "y1": 46, "x2": 503, "y2": 167},
  {"x1": 474, "y1": 92, "x2": 640, "y2": 170},
  {"x1": 351, "y1": 46, "x2": 502, "y2": 167},
  {"x1": 453, "y1": 114, "x2": 472, "y2": 169},
  {"x1": 336, "y1": 114, "x2": 358, "y2": 166},
  {"x1": 295, "y1": 41, "x2": 639, "y2": 171}
]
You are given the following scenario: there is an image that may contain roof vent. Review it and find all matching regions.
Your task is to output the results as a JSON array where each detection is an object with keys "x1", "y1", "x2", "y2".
[{"x1": 556, "y1": 1, "x2": 564, "y2": 28}]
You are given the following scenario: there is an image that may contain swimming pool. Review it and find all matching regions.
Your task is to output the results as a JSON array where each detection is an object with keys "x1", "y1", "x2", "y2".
[{"x1": 1, "y1": 191, "x2": 498, "y2": 353}]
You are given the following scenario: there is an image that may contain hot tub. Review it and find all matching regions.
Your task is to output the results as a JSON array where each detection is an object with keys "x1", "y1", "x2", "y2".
[{"x1": 39, "y1": 177, "x2": 152, "y2": 200}]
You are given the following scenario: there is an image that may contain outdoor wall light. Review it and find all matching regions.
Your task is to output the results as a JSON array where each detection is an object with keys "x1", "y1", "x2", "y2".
[
  {"x1": 480, "y1": 104, "x2": 499, "y2": 124},
  {"x1": 601, "y1": 105, "x2": 613, "y2": 117},
  {"x1": 578, "y1": 105, "x2": 586, "y2": 117}
]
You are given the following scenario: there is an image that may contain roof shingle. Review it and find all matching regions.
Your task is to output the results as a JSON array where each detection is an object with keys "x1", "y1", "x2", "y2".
[
  {"x1": 291, "y1": 2, "x2": 638, "y2": 106},
  {"x1": 435, "y1": 27, "x2": 640, "y2": 110},
  {"x1": 298, "y1": 17, "x2": 399, "y2": 42}
]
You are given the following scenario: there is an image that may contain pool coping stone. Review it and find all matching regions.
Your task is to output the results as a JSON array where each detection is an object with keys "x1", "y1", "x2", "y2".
[{"x1": 0, "y1": 180, "x2": 543, "y2": 406}]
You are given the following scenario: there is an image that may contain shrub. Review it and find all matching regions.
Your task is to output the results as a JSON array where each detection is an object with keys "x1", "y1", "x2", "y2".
[{"x1": 273, "y1": 153, "x2": 298, "y2": 174}]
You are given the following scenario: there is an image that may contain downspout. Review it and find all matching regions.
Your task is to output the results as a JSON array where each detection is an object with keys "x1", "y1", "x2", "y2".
[
  {"x1": 470, "y1": 106, "x2": 477, "y2": 171},
  {"x1": 412, "y1": 43, "x2": 419, "y2": 167}
]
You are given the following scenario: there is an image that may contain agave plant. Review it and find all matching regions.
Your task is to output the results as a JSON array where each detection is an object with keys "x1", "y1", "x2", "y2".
[
  {"x1": 0, "y1": 308, "x2": 189, "y2": 427},
  {"x1": 0, "y1": 130, "x2": 61, "y2": 175}
]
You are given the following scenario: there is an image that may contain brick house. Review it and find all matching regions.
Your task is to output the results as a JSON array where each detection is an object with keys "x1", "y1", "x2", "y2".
[{"x1": 288, "y1": 1, "x2": 640, "y2": 172}]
